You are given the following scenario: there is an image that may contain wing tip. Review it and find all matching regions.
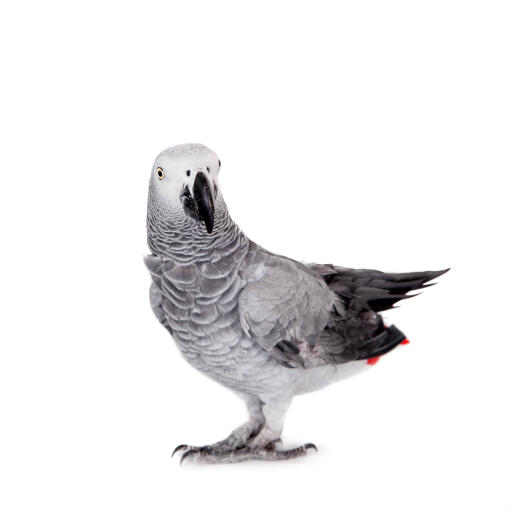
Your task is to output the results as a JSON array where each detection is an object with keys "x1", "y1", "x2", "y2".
[{"x1": 421, "y1": 267, "x2": 450, "y2": 287}]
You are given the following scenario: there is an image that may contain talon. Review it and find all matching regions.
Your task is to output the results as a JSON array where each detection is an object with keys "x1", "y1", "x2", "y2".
[
  {"x1": 172, "y1": 444, "x2": 188, "y2": 457},
  {"x1": 180, "y1": 448, "x2": 199, "y2": 465},
  {"x1": 304, "y1": 443, "x2": 317, "y2": 453}
]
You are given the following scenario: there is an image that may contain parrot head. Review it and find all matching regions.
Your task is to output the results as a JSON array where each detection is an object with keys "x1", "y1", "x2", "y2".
[{"x1": 148, "y1": 143, "x2": 220, "y2": 234}]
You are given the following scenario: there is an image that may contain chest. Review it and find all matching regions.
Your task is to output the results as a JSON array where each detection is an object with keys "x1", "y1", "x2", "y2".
[
  {"x1": 155, "y1": 261, "x2": 246, "y2": 346},
  {"x1": 147, "y1": 256, "x2": 292, "y2": 394}
]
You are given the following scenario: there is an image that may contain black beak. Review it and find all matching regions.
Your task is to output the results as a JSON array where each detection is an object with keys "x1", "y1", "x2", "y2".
[{"x1": 192, "y1": 172, "x2": 215, "y2": 234}]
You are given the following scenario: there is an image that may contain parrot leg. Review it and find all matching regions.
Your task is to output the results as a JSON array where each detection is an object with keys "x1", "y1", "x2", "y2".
[
  {"x1": 172, "y1": 394, "x2": 265, "y2": 458},
  {"x1": 175, "y1": 395, "x2": 317, "y2": 464}
]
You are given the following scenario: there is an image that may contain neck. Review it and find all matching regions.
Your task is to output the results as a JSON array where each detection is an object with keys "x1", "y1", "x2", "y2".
[{"x1": 147, "y1": 196, "x2": 248, "y2": 263}]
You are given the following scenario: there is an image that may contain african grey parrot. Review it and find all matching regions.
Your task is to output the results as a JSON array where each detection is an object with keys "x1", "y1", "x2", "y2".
[{"x1": 145, "y1": 143, "x2": 448, "y2": 463}]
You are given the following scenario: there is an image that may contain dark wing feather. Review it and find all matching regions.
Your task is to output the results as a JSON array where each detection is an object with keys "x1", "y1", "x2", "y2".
[
  {"x1": 309, "y1": 265, "x2": 449, "y2": 312},
  {"x1": 308, "y1": 264, "x2": 449, "y2": 364}
]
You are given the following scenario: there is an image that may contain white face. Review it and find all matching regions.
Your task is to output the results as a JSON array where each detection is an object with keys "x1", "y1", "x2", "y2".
[{"x1": 149, "y1": 143, "x2": 221, "y2": 233}]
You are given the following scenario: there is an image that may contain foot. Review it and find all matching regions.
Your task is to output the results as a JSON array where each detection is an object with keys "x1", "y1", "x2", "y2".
[
  {"x1": 174, "y1": 440, "x2": 317, "y2": 464},
  {"x1": 172, "y1": 419, "x2": 264, "y2": 460}
]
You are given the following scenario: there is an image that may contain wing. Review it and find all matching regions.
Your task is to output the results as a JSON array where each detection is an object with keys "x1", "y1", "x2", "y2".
[
  {"x1": 238, "y1": 250, "x2": 424, "y2": 369},
  {"x1": 238, "y1": 249, "x2": 336, "y2": 368}
]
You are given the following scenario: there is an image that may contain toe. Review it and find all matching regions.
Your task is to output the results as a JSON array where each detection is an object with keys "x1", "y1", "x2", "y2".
[
  {"x1": 180, "y1": 448, "x2": 200, "y2": 464},
  {"x1": 254, "y1": 442, "x2": 317, "y2": 461},
  {"x1": 304, "y1": 443, "x2": 318, "y2": 452},
  {"x1": 172, "y1": 444, "x2": 188, "y2": 457}
]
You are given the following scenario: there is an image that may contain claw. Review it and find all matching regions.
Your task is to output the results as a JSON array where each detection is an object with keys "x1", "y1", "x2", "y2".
[
  {"x1": 180, "y1": 448, "x2": 199, "y2": 465},
  {"x1": 172, "y1": 444, "x2": 188, "y2": 457},
  {"x1": 304, "y1": 443, "x2": 318, "y2": 453}
]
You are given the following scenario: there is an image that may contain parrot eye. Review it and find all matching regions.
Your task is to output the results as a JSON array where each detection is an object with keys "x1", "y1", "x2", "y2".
[
  {"x1": 157, "y1": 167, "x2": 165, "y2": 180},
  {"x1": 218, "y1": 159, "x2": 221, "y2": 168},
  {"x1": 186, "y1": 170, "x2": 191, "y2": 177}
]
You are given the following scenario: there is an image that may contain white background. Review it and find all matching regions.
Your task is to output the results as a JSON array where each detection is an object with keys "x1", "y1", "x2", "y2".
[{"x1": 1, "y1": 1, "x2": 511, "y2": 511}]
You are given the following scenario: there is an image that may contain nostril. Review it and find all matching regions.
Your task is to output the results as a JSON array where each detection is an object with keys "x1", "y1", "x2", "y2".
[{"x1": 206, "y1": 166, "x2": 210, "y2": 173}]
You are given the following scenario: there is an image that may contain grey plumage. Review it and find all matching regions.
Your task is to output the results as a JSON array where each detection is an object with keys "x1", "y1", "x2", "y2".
[{"x1": 145, "y1": 143, "x2": 448, "y2": 463}]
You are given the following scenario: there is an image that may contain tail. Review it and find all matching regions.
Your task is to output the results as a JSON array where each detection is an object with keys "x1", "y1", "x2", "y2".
[
  {"x1": 356, "y1": 324, "x2": 409, "y2": 364},
  {"x1": 310, "y1": 265, "x2": 450, "y2": 312},
  {"x1": 318, "y1": 308, "x2": 410, "y2": 364}
]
